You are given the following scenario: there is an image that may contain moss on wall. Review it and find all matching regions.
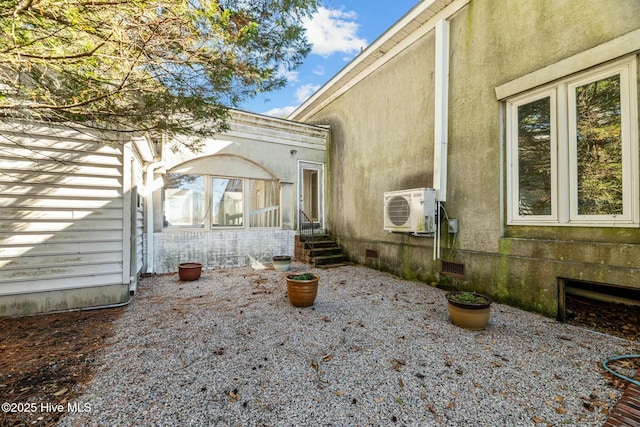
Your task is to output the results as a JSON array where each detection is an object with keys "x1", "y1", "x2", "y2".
[{"x1": 305, "y1": 0, "x2": 640, "y2": 318}]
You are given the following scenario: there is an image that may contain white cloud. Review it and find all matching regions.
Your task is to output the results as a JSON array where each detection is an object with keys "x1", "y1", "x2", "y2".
[
  {"x1": 295, "y1": 83, "x2": 321, "y2": 103},
  {"x1": 312, "y1": 65, "x2": 325, "y2": 76},
  {"x1": 262, "y1": 106, "x2": 297, "y2": 118},
  {"x1": 278, "y1": 66, "x2": 299, "y2": 83},
  {"x1": 302, "y1": 6, "x2": 367, "y2": 58}
]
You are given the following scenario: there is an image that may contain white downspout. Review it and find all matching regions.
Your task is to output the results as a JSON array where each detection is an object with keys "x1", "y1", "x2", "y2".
[
  {"x1": 433, "y1": 19, "x2": 450, "y2": 260},
  {"x1": 145, "y1": 161, "x2": 164, "y2": 273}
]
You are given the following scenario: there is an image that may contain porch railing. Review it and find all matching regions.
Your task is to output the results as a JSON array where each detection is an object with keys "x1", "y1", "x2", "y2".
[
  {"x1": 299, "y1": 209, "x2": 315, "y2": 249},
  {"x1": 249, "y1": 206, "x2": 280, "y2": 227}
]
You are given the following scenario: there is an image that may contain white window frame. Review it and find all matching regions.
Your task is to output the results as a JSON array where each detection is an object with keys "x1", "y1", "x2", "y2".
[
  {"x1": 507, "y1": 88, "x2": 559, "y2": 224},
  {"x1": 163, "y1": 174, "x2": 281, "y2": 231},
  {"x1": 506, "y1": 56, "x2": 639, "y2": 227}
]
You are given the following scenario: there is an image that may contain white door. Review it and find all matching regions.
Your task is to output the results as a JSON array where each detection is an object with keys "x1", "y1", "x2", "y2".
[{"x1": 298, "y1": 161, "x2": 324, "y2": 230}]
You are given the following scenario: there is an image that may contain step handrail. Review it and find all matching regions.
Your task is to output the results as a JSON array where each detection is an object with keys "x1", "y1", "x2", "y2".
[{"x1": 299, "y1": 209, "x2": 315, "y2": 250}]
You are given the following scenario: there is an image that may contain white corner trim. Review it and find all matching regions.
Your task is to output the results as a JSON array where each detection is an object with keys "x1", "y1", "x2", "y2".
[{"x1": 495, "y1": 28, "x2": 640, "y2": 100}]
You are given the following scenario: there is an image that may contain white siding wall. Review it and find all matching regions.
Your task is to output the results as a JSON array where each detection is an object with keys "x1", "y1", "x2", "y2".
[{"x1": 0, "y1": 123, "x2": 125, "y2": 298}]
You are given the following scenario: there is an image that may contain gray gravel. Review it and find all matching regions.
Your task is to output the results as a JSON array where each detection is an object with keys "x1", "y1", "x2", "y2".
[{"x1": 59, "y1": 263, "x2": 637, "y2": 426}]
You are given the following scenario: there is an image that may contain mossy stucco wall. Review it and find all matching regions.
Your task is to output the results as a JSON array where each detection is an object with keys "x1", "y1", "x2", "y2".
[{"x1": 302, "y1": 0, "x2": 640, "y2": 317}]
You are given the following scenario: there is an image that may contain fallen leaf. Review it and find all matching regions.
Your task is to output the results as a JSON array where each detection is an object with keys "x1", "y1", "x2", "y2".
[
  {"x1": 398, "y1": 378, "x2": 404, "y2": 388},
  {"x1": 556, "y1": 407, "x2": 566, "y2": 414},
  {"x1": 390, "y1": 358, "x2": 406, "y2": 371},
  {"x1": 375, "y1": 397, "x2": 384, "y2": 403},
  {"x1": 332, "y1": 391, "x2": 342, "y2": 396},
  {"x1": 53, "y1": 388, "x2": 67, "y2": 396},
  {"x1": 555, "y1": 395, "x2": 564, "y2": 403},
  {"x1": 423, "y1": 405, "x2": 436, "y2": 414},
  {"x1": 446, "y1": 402, "x2": 455, "y2": 410},
  {"x1": 229, "y1": 390, "x2": 240, "y2": 402},
  {"x1": 322, "y1": 354, "x2": 333, "y2": 362}
]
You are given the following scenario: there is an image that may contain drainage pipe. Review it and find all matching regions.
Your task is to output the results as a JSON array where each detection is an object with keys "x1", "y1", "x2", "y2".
[{"x1": 433, "y1": 19, "x2": 450, "y2": 261}]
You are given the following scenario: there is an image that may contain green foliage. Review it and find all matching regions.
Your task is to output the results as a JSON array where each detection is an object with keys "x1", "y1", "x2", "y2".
[
  {"x1": 289, "y1": 273, "x2": 315, "y2": 280},
  {"x1": 446, "y1": 291, "x2": 491, "y2": 306},
  {"x1": 0, "y1": 0, "x2": 319, "y2": 146},
  {"x1": 575, "y1": 75, "x2": 623, "y2": 215}
]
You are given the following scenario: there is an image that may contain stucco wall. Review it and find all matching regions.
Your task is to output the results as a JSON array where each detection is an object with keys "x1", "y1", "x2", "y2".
[{"x1": 303, "y1": 0, "x2": 640, "y2": 316}]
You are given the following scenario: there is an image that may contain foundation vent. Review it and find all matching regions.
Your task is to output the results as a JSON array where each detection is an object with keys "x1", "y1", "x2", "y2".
[
  {"x1": 441, "y1": 261, "x2": 465, "y2": 277},
  {"x1": 365, "y1": 249, "x2": 379, "y2": 259}
]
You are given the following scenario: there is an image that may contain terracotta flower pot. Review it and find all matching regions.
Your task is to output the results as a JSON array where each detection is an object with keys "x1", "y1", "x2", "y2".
[
  {"x1": 272, "y1": 255, "x2": 292, "y2": 272},
  {"x1": 445, "y1": 291, "x2": 492, "y2": 330},
  {"x1": 285, "y1": 273, "x2": 319, "y2": 307},
  {"x1": 178, "y1": 262, "x2": 202, "y2": 281}
]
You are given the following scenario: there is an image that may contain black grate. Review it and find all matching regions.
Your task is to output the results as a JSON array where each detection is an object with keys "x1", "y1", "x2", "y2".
[
  {"x1": 441, "y1": 261, "x2": 465, "y2": 277},
  {"x1": 365, "y1": 249, "x2": 379, "y2": 259}
]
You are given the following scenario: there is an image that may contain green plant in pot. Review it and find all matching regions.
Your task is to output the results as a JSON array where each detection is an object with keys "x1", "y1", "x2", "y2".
[
  {"x1": 445, "y1": 291, "x2": 492, "y2": 330},
  {"x1": 285, "y1": 272, "x2": 319, "y2": 307}
]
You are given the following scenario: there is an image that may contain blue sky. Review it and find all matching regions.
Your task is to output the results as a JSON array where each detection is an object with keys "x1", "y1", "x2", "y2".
[{"x1": 239, "y1": 0, "x2": 420, "y2": 117}]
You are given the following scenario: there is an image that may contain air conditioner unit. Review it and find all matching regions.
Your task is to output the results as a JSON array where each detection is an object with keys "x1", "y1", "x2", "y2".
[{"x1": 383, "y1": 188, "x2": 437, "y2": 234}]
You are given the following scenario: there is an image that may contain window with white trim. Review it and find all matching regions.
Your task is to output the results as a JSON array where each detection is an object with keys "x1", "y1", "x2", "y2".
[
  {"x1": 506, "y1": 57, "x2": 638, "y2": 227},
  {"x1": 163, "y1": 174, "x2": 280, "y2": 229}
]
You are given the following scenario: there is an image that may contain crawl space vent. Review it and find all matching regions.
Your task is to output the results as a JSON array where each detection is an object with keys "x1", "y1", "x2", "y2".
[
  {"x1": 365, "y1": 249, "x2": 379, "y2": 259},
  {"x1": 441, "y1": 261, "x2": 465, "y2": 277}
]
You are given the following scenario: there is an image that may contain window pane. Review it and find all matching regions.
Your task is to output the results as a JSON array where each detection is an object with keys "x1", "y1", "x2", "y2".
[
  {"x1": 249, "y1": 180, "x2": 280, "y2": 227},
  {"x1": 575, "y1": 75, "x2": 622, "y2": 215},
  {"x1": 212, "y1": 178, "x2": 243, "y2": 227},
  {"x1": 163, "y1": 174, "x2": 205, "y2": 228},
  {"x1": 517, "y1": 97, "x2": 552, "y2": 215}
]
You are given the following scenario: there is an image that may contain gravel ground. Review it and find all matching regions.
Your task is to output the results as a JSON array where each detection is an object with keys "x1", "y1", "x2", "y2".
[{"x1": 59, "y1": 263, "x2": 637, "y2": 427}]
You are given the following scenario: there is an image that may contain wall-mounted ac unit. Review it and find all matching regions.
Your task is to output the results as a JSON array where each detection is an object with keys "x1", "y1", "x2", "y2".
[{"x1": 383, "y1": 188, "x2": 437, "y2": 234}]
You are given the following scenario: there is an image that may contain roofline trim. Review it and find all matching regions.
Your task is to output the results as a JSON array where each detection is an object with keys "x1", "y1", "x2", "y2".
[{"x1": 288, "y1": 0, "x2": 469, "y2": 122}]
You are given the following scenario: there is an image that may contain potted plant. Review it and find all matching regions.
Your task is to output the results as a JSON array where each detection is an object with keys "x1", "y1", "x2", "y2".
[
  {"x1": 445, "y1": 291, "x2": 492, "y2": 330},
  {"x1": 178, "y1": 262, "x2": 202, "y2": 281},
  {"x1": 285, "y1": 272, "x2": 319, "y2": 307},
  {"x1": 272, "y1": 255, "x2": 292, "y2": 272}
]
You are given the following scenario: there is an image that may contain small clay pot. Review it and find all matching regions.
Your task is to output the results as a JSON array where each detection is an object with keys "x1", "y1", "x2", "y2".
[
  {"x1": 273, "y1": 255, "x2": 292, "y2": 272},
  {"x1": 445, "y1": 291, "x2": 492, "y2": 330},
  {"x1": 178, "y1": 262, "x2": 202, "y2": 281}
]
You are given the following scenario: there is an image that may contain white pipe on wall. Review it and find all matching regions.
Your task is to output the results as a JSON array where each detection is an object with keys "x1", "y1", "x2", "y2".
[
  {"x1": 433, "y1": 19, "x2": 450, "y2": 260},
  {"x1": 433, "y1": 19, "x2": 450, "y2": 203}
]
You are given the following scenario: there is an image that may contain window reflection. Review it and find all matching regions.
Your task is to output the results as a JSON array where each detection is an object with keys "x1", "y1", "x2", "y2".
[
  {"x1": 517, "y1": 97, "x2": 552, "y2": 215},
  {"x1": 575, "y1": 75, "x2": 622, "y2": 215},
  {"x1": 163, "y1": 174, "x2": 205, "y2": 228},
  {"x1": 212, "y1": 178, "x2": 243, "y2": 227}
]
